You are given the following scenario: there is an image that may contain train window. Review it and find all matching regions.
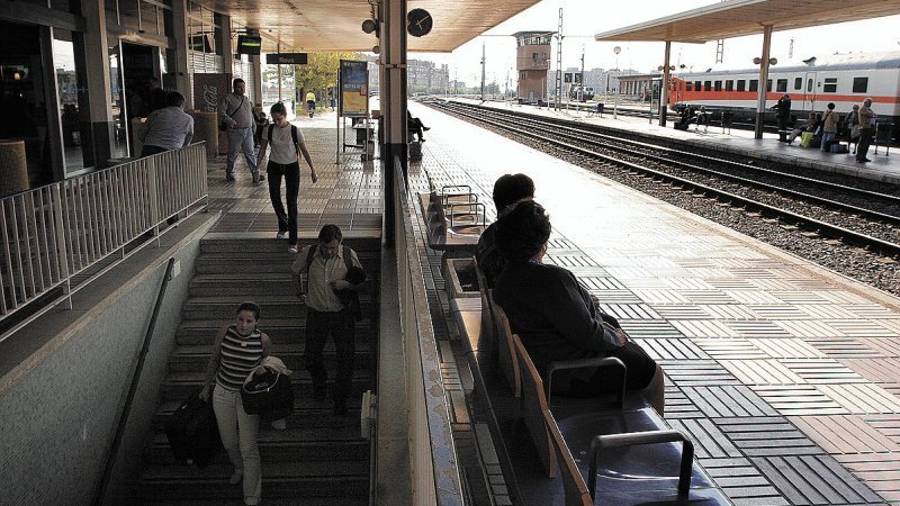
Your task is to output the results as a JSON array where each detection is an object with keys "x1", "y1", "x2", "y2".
[
  {"x1": 714, "y1": 80, "x2": 722, "y2": 91},
  {"x1": 694, "y1": 81, "x2": 702, "y2": 91},
  {"x1": 776, "y1": 79, "x2": 787, "y2": 92},
  {"x1": 794, "y1": 77, "x2": 802, "y2": 90},
  {"x1": 807, "y1": 78, "x2": 813, "y2": 92},
  {"x1": 749, "y1": 79, "x2": 758, "y2": 92},
  {"x1": 725, "y1": 80, "x2": 734, "y2": 91},
  {"x1": 685, "y1": 82, "x2": 693, "y2": 91},
  {"x1": 703, "y1": 81, "x2": 711, "y2": 91},
  {"x1": 736, "y1": 80, "x2": 746, "y2": 92},
  {"x1": 823, "y1": 77, "x2": 837, "y2": 93},
  {"x1": 766, "y1": 79, "x2": 772, "y2": 92},
  {"x1": 852, "y1": 77, "x2": 868, "y2": 93}
]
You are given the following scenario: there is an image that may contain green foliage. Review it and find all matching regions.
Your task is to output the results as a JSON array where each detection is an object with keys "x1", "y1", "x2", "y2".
[{"x1": 293, "y1": 52, "x2": 363, "y2": 98}]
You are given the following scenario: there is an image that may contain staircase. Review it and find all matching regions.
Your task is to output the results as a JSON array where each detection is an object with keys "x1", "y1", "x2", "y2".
[{"x1": 133, "y1": 237, "x2": 379, "y2": 505}]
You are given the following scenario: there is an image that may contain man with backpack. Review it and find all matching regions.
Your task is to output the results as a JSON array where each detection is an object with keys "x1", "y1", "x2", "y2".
[
  {"x1": 219, "y1": 78, "x2": 260, "y2": 183},
  {"x1": 255, "y1": 102, "x2": 318, "y2": 252},
  {"x1": 291, "y1": 225, "x2": 366, "y2": 415}
]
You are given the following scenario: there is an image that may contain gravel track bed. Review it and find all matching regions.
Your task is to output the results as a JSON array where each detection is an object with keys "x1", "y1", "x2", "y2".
[{"x1": 435, "y1": 106, "x2": 900, "y2": 297}]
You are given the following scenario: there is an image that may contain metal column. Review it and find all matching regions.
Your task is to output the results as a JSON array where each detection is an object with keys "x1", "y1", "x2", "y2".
[
  {"x1": 658, "y1": 40, "x2": 671, "y2": 127},
  {"x1": 79, "y1": 0, "x2": 115, "y2": 167},
  {"x1": 169, "y1": 0, "x2": 191, "y2": 102},
  {"x1": 380, "y1": 0, "x2": 407, "y2": 245},
  {"x1": 755, "y1": 24, "x2": 773, "y2": 139}
]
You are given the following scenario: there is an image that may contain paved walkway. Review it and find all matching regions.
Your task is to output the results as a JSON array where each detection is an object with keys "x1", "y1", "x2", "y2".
[
  {"x1": 451, "y1": 98, "x2": 900, "y2": 185},
  {"x1": 410, "y1": 102, "x2": 900, "y2": 505}
]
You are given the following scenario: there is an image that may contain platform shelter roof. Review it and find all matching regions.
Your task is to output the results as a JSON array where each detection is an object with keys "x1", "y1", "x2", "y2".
[
  {"x1": 213, "y1": 0, "x2": 541, "y2": 52},
  {"x1": 593, "y1": 0, "x2": 900, "y2": 43}
]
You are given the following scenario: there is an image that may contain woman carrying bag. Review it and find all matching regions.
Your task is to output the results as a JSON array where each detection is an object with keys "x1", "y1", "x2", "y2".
[
  {"x1": 200, "y1": 302, "x2": 271, "y2": 506},
  {"x1": 256, "y1": 102, "x2": 318, "y2": 253}
]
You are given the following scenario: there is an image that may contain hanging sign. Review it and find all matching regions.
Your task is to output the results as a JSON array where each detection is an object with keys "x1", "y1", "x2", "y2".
[
  {"x1": 339, "y1": 60, "x2": 369, "y2": 118},
  {"x1": 266, "y1": 53, "x2": 308, "y2": 65}
]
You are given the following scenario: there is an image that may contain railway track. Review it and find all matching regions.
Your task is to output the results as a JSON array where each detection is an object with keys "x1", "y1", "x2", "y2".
[{"x1": 427, "y1": 99, "x2": 900, "y2": 260}]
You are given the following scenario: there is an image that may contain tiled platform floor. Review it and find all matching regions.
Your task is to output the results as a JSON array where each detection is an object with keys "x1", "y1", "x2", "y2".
[
  {"x1": 205, "y1": 126, "x2": 382, "y2": 238},
  {"x1": 449, "y1": 98, "x2": 900, "y2": 185},
  {"x1": 410, "y1": 103, "x2": 900, "y2": 505}
]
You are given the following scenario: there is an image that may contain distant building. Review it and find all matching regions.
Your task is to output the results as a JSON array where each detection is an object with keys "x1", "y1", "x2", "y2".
[
  {"x1": 581, "y1": 68, "x2": 643, "y2": 96},
  {"x1": 407, "y1": 59, "x2": 450, "y2": 95},
  {"x1": 512, "y1": 31, "x2": 553, "y2": 103}
]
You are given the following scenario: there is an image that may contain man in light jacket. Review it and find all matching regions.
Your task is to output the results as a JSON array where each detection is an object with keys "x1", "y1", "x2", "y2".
[
  {"x1": 219, "y1": 78, "x2": 262, "y2": 183},
  {"x1": 856, "y1": 98, "x2": 876, "y2": 163}
]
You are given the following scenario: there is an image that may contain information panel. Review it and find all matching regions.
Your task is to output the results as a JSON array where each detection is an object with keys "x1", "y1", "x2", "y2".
[{"x1": 339, "y1": 60, "x2": 369, "y2": 118}]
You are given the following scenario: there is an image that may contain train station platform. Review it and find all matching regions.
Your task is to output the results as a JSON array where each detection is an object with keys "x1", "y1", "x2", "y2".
[
  {"x1": 448, "y1": 98, "x2": 900, "y2": 186},
  {"x1": 410, "y1": 102, "x2": 900, "y2": 505}
]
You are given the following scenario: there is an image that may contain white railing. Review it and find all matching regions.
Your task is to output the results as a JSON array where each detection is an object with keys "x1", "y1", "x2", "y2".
[
  {"x1": 392, "y1": 157, "x2": 464, "y2": 506},
  {"x1": 0, "y1": 144, "x2": 208, "y2": 341}
]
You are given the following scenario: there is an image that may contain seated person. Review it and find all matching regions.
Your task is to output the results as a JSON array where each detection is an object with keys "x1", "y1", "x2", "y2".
[
  {"x1": 787, "y1": 112, "x2": 817, "y2": 145},
  {"x1": 492, "y1": 201, "x2": 665, "y2": 414},
  {"x1": 407, "y1": 111, "x2": 430, "y2": 142},
  {"x1": 476, "y1": 173, "x2": 535, "y2": 288}
]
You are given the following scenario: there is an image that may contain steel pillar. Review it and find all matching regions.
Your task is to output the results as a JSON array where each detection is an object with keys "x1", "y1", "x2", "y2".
[
  {"x1": 659, "y1": 40, "x2": 671, "y2": 127},
  {"x1": 169, "y1": 0, "x2": 191, "y2": 101},
  {"x1": 79, "y1": 0, "x2": 114, "y2": 167},
  {"x1": 755, "y1": 24, "x2": 773, "y2": 139}
]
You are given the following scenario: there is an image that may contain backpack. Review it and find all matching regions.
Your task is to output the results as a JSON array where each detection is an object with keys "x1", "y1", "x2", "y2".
[
  {"x1": 267, "y1": 124, "x2": 300, "y2": 155},
  {"x1": 303, "y1": 244, "x2": 366, "y2": 320}
]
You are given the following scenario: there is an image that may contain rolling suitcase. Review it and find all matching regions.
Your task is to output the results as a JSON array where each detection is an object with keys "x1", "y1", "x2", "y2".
[{"x1": 165, "y1": 390, "x2": 222, "y2": 468}]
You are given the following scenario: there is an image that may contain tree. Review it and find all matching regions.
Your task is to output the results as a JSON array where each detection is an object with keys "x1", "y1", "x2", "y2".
[{"x1": 293, "y1": 51, "x2": 363, "y2": 99}]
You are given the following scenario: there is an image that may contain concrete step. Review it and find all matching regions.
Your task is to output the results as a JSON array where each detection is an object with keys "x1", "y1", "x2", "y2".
[
  {"x1": 194, "y1": 252, "x2": 380, "y2": 275},
  {"x1": 160, "y1": 370, "x2": 371, "y2": 402},
  {"x1": 152, "y1": 397, "x2": 364, "y2": 432},
  {"x1": 141, "y1": 497, "x2": 367, "y2": 506},
  {"x1": 180, "y1": 295, "x2": 375, "y2": 320},
  {"x1": 145, "y1": 431, "x2": 368, "y2": 465},
  {"x1": 188, "y1": 274, "x2": 297, "y2": 297},
  {"x1": 175, "y1": 319, "x2": 376, "y2": 345},
  {"x1": 138, "y1": 462, "x2": 368, "y2": 500},
  {"x1": 167, "y1": 343, "x2": 372, "y2": 373},
  {"x1": 200, "y1": 237, "x2": 380, "y2": 255}
]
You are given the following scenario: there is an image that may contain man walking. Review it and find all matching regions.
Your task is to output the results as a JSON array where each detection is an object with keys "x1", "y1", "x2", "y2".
[
  {"x1": 291, "y1": 225, "x2": 365, "y2": 415},
  {"x1": 772, "y1": 94, "x2": 791, "y2": 143},
  {"x1": 219, "y1": 78, "x2": 262, "y2": 183},
  {"x1": 856, "y1": 98, "x2": 876, "y2": 163}
]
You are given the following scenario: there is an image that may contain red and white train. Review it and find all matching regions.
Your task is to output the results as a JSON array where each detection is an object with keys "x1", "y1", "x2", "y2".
[{"x1": 668, "y1": 51, "x2": 900, "y2": 140}]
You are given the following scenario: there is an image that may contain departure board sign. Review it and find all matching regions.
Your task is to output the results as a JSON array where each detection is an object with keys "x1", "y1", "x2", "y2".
[
  {"x1": 339, "y1": 60, "x2": 369, "y2": 118},
  {"x1": 266, "y1": 53, "x2": 308, "y2": 65}
]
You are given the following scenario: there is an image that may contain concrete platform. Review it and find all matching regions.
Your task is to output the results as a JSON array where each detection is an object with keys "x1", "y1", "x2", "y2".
[
  {"x1": 448, "y1": 98, "x2": 900, "y2": 186},
  {"x1": 410, "y1": 102, "x2": 900, "y2": 505}
]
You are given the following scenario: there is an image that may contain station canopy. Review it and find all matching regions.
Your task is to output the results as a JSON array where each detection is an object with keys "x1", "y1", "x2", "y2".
[
  {"x1": 217, "y1": 0, "x2": 541, "y2": 52},
  {"x1": 594, "y1": 0, "x2": 900, "y2": 43}
]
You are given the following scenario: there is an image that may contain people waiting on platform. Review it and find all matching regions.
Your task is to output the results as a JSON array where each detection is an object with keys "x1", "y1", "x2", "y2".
[
  {"x1": 787, "y1": 112, "x2": 818, "y2": 145},
  {"x1": 476, "y1": 173, "x2": 535, "y2": 288},
  {"x1": 256, "y1": 102, "x2": 318, "y2": 252},
  {"x1": 407, "y1": 111, "x2": 431, "y2": 142},
  {"x1": 772, "y1": 94, "x2": 792, "y2": 143},
  {"x1": 220, "y1": 78, "x2": 261, "y2": 183},
  {"x1": 492, "y1": 200, "x2": 665, "y2": 414},
  {"x1": 847, "y1": 104, "x2": 861, "y2": 152},
  {"x1": 291, "y1": 225, "x2": 366, "y2": 416},
  {"x1": 200, "y1": 302, "x2": 271, "y2": 506},
  {"x1": 856, "y1": 98, "x2": 876, "y2": 163},
  {"x1": 139, "y1": 91, "x2": 194, "y2": 157},
  {"x1": 821, "y1": 103, "x2": 838, "y2": 152}
]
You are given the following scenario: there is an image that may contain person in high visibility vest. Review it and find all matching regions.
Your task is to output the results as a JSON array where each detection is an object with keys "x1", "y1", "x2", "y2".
[{"x1": 305, "y1": 91, "x2": 316, "y2": 118}]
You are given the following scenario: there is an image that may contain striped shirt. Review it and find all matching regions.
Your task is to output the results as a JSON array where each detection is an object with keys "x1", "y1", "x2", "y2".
[{"x1": 216, "y1": 326, "x2": 264, "y2": 391}]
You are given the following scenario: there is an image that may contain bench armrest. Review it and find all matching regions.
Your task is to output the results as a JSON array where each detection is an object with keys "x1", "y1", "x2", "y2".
[
  {"x1": 545, "y1": 356, "x2": 626, "y2": 408},
  {"x1": 588, "y1": 429, "x2": 694, "y2": 499},
  {"x1": 447, "y1": 202, "x2": 486, "y2": 228}
]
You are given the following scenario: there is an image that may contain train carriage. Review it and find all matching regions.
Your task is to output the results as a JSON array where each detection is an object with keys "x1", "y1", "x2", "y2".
[{"x1": 669, "y1": 51, "x2": 900, "y2": 141}]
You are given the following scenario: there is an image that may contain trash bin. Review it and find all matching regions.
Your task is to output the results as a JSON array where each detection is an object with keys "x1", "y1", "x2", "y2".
[
  {"x1": 0, "y1": 139, "x2": 28, "y2": 197},
  {"x1": 190, "y1": 110, "x2": 219, "y2": 158}
]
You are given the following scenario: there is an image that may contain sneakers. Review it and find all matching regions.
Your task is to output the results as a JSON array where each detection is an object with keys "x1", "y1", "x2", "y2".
[
  {"x1": 229, "y1": 470, "x2": 243, "y2": 485},
  {"x1": 252, "y1": 172, "x2": 261, "y2": 185},
  {"x1": 271, "y1": 418, "x2": 287, "y2": 430},
  {"x1": 225, "y1": 173, "x2": 236, "y2": 182},
  {"x1": 275, "y1": 231, "x2": 287, "y2": 240},
  {"x1": 288, "y1": 245, "x2": 299, "y2": 253},
  {"x1": 244, "y1": 497, "x2": 260, "y2": 506}
]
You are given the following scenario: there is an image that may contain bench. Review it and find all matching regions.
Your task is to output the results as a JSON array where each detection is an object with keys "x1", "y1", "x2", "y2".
[{"x1": 417, "y1": 181, "x2": 487, "y2": 256}]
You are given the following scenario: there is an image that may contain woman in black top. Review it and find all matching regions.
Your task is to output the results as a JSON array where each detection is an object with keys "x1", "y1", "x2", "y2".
[{"x1": 492, "y1": 200, "x2": 665, "y2": 414}]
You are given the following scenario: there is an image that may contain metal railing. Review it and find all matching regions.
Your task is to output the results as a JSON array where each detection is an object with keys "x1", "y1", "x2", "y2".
[
  {"x1": 0, "y1": 144, "x2": 208, "y2": 342},
  {"x1": 392, "y1": 156, "x2": 464, "y2": 505}
]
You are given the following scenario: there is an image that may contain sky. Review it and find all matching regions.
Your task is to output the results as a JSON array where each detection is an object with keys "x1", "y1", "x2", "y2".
[{"x1": 413, "y1": 0, "x2": 900, "y2": 87}]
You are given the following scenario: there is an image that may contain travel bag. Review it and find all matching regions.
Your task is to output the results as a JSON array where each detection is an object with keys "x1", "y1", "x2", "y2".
[
  {"x1": 799, "y1": 131, "x2": 815, "y2": 148},
  {"x1": 830, "y1": 143, "x2": 849, "y2": 154},
  {"x1": 164, "y1": 390, "x2": 222, "y2": 468},
  {"x1": 242, "y1": 369, "x2": 294, "y2": 420}
]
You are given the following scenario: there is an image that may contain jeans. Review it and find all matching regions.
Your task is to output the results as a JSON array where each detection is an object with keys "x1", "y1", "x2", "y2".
[
  {"x1": 306, "y1": 309, "x2": 355, "y2": 400},
  {"x1": 141, "y1": 144, "x2": 168, "y2": 157},
  {"x1": 820, "y1": 132, "x2": 835, "y2": 151},
  {"x1": 267, "y1": 161, "x2": 300, "y2": 244},
  {"x1": 227, "y1": 127, "x2": 258, "y2": 176},
  {"x1": 213, "y1": 384, "x2": 262, "y2": 502},
  {"x1": 857, "y1": 127, "x2": 874, "y2": 161}
]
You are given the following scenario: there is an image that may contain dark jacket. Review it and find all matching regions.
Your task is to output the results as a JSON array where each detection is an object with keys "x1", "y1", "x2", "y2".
[
  {"x1": 773, "y1": 97, "x2": 791, "y2": 120},
  {"x1": 475, "y1": 223, "x2": 503, "y2": 288},
  {"x1": 493, "y1": 261, "x2": 623, "y2": 390}
]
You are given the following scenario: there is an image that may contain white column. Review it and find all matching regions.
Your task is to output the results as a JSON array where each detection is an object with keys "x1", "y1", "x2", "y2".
[
  {"x1": 80, "y1": 0, "x2": 114, "y2": 166},
  {"x1": 659, "y1": 40, "x2": 671, "y2": 126},
  {"x1": 170, "y1": 0, "x2": 191, "y2": 101},
  {"x1": 755, "y1": 24, "x2": 773, "y2": 139}
]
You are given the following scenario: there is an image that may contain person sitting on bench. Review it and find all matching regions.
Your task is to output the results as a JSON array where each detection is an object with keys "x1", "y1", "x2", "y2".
[
  {"x1": 407, "y1": 111, "x2": 430, "y2": 142},
  {"x1": 492, "y1": 200, "x2": 665, "y2": 414}
]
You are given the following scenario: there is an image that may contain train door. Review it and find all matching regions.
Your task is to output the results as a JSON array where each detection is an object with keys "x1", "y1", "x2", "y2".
[{"x1": 802, "y1": 71, "x2": 817, "y2": 113}]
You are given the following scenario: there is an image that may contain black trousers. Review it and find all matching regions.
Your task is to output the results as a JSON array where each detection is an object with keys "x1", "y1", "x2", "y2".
[
  {"x1": 857, "y1": 127, "x2": 874, "y2": 161},
  {"x1": 305, "y1": 309, "x2": 355, "y2": 400},
  {"x1": 141, "y1": 144, "x2": 168, "y2": 157},
  {"x1": 408, "y1": 117, "x2": 426, "y2": 140},
  {"x1": 777, "y1": 116, "x2": 790, "y2": 142},
  {"x1": 266, "y1": 161, "x2": 300, "y2": 244}
]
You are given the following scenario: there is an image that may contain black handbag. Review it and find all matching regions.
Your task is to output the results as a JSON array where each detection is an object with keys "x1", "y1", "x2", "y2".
[
  {"x1": 241, "y1": 370, "x2": 294, "y2": 420},
  {"x1": 164, "y1": 389, "x2": 222, "y2": 468}
]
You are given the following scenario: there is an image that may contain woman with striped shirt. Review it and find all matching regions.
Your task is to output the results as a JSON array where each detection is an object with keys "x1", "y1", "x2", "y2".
[{"x1": 200, "y1": 302, "x2": 271, "y2": 506}]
